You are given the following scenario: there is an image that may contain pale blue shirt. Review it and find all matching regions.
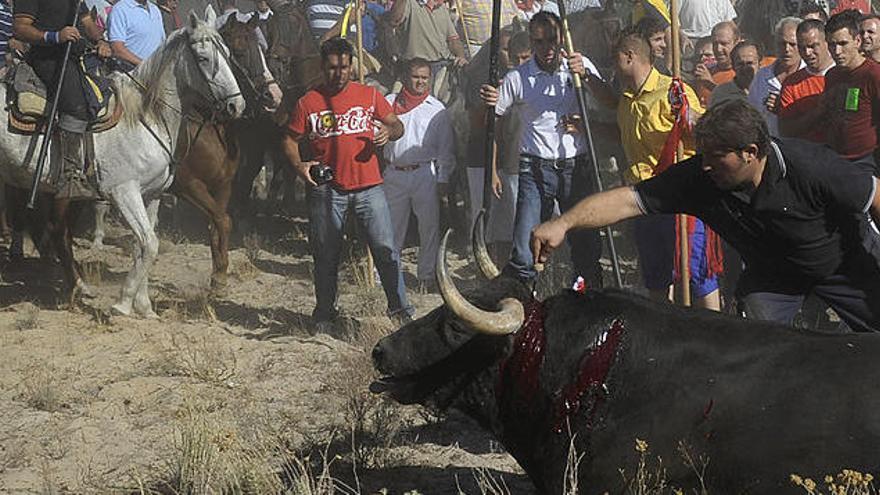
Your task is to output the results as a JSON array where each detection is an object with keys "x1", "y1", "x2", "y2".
[{"x1": 107, "y1": 0, "x2": 165, "y2": 61}]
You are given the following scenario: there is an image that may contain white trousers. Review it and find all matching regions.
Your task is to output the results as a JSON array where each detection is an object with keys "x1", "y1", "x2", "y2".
[
  {"x1": 466, "y1": 167, "x2": 519, "y2": 243},
  {"x1": 384, "y1": 164, "x2": 440, "y2": 281}
]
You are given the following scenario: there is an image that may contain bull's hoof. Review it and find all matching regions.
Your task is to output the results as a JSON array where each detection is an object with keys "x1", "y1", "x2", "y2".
[{"x1": 92, "y1": 238, "x2": 105, "y2": 249}]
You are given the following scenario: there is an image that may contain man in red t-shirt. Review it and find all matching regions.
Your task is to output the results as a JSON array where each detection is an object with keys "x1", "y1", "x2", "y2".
[
  {"x1": 694, "y1": 21, "x2": 740, "y2": 105},
  {"x1": 283, "y1": 37, "x2": 413, "y2": 328},
  {"x1": 823, "y1": 10, "x2": 880, "y2": 174},
  {"x1": 778, "y1": 19, "x2": 835, "y2": 142}
]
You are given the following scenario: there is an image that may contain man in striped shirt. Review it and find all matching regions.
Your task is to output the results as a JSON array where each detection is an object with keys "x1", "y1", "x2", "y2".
[{"x1": 0, "y1": 0, "x2": 12, "y2": 72}]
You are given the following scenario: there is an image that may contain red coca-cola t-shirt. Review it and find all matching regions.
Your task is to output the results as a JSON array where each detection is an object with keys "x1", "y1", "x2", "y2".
[{"x1": 288, "y1": 82, "x2": 392, "y2": 191}]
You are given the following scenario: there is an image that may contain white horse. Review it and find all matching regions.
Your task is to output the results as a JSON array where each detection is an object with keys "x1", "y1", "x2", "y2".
[{"x1": 0, "y1": 11, "x2": 245, "y2": 318}]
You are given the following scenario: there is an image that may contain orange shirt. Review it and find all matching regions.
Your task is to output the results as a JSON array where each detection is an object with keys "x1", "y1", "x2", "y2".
[
  {"x1": 695, "y1": 57, "x2": 775, "y2": 106},
  {"x1": 777, "y1": 66, "x2": 831, "y2": 143}
]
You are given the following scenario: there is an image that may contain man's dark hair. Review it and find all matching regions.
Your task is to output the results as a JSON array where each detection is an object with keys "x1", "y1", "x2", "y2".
[
  {"x1": 799, "y1": 1, "x2": 828, "y2": 22},
  {"x1": 405, "y1": 57, "x2": 431, "y2": 74},
  {"x1": 320, "y1": 37, "x2": 354, "y2": 62},
  {"x1": 529, "y1": 10, "x2": 562, "y2": 41},
  {"x1": 731, "y1": 39, "x2": 764, "y2": 64},
  {"x1": 694, "y1": 100, "x2": 770, "y2": 158},
  {"x1": 863, "y1": 13, "x2": 880, "y2": 23},
  {"x1": 508, "y1": 30, "x2": 531, "y2": 58},
  {"x1": 797, "y1": 18, "x2": 826, "y2": 38},
  {"x1": 635, "y1": 15, "x2": 666, "y2": 40},
  {"x1": 220, "y1": 0, "x2": 237, "y2": 8},
  {"x1": 613, "y1": 26, "x2": 651, "y2": 61},
  {"x1": 826, "y1": 9, "x2": 862, "y2": 39}
]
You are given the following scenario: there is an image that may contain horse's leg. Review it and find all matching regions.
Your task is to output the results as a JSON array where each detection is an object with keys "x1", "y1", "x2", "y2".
[
  {"x1": 133, "y1": 196, "x2": 161, "y2": 319},
  {"x1": 93, "y1": 200, "x2": 110, "y2": 249},
  {"x1": 6, "y1": 185, "x2": 25, "y2": 259},
  {"x1": 177, "y1": 178, "x2": 231, "y2": 290},
  {"x1": 50, "y1": 197, "x2": 93, "y2": 301},
  {"x1": 109, "y1": 181, "x2": 158, "y2": 318}
]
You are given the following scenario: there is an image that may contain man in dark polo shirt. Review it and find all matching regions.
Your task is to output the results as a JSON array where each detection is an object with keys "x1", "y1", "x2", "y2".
[
  {"x1": 531, "y1": 100, "x2": 880, "y2": 333},
  {"x1": 824, "y1": 9, "x2": 880, "y2": 175}
]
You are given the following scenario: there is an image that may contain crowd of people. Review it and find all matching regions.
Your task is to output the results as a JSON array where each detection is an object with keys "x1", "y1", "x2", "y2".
[{"x1": 3, "y1": 0, "x2": 880, "y2": 334}]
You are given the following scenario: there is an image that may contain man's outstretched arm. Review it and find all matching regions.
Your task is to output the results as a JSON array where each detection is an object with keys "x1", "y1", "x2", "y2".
[{"x1": 531, "y1": 186, "x2": 644, "y2": 264}]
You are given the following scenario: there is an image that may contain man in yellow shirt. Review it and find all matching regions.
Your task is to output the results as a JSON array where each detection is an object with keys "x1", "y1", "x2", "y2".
[{"x1": 615, "y1": 31, "x2": 722, "y2": 309}]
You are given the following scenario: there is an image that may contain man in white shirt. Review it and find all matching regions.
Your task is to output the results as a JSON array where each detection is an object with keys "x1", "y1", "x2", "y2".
[
  {"x1": 480, "y1": 11, "x2": 605, "y2": 287},
  {"x1": 384, "y1": 58, "x2": 456, "y2": 289},
  {"x1": 676, "y1": 0, "x2": 737, "y2": 42},
  {"x1": 748, "y1": 17, "x2": 804, "y2": 137}
]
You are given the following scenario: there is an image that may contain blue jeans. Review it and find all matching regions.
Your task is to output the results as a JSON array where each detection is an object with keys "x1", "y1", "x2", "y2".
[
  {"x1": 505, "y1": 154, "x2": 603, "y2": 286},
  {"x1": 738, "y1": 223, "x2": 880, "y2": 333},
  {"x1": 309, "y1": 184, "x2": 413, "y2": 321}
]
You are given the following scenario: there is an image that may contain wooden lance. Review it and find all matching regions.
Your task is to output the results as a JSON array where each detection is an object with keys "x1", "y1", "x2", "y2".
[
  {"x1": 670, "y1": 0, "x2": 691, "y2": 306},
  {"x1": 482, "y1": 0, "x2": 502, "y2": 214},
  {"x1": 557, "y1": 0, "x2": 623, "y2": 288}
]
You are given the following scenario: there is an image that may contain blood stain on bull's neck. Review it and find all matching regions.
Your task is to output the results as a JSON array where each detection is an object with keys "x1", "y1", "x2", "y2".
[{"x1": 553, "y1": 319, "x2": 625, "y2": 433}]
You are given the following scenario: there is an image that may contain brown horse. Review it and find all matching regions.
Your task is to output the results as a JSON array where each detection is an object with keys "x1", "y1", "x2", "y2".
[
  {"x1": 230, "y1": 0, "x2": 323, "y2": 219},
  {"x1": 170, "y1": 14, "x2": 281, "y2": 289}
]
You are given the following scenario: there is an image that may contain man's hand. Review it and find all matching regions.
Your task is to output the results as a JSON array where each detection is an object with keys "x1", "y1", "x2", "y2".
[
  {"x1": 58, "y1": 26, "x2": 81, "y2": 43},
  {"x1": 693, "y1": 64, "x2": 715, "y2": 86},
  {"x1": 480, "y1": 84, "x2": 498, "y2": 107},
  {"x1": 765, "y1": 91, "x2": 779, "y2": 113},
  {"x1": 96, "y1": 39, "x2": 111, "y2": 58},
  {"x1": 293, "y1": 160, "x2": 320, "y2": 187},
  {"x1": 373, "y1": 121, "x2": 390, "y2": 146},
  {"x1": 566, "y1": 50, "x2": 586, "y2": 77},
  {"x1": 453, "y1": 55, "x2": 468, "y2": 68},
  {"x1": 530, "y1": 217, "x2": 569, "y2": 265},
  {"x1": 491, "y1": 171, "x2": 503, "y2": 199}
]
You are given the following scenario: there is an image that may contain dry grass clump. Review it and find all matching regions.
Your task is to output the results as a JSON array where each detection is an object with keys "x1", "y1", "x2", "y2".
[
  {"x1": 243, "y1": 232, "x2": 263, "y2": 264},
  {"x1": 162, "y1": 286, "x2": 217, "y2": 322},
  {"x1": 14, "y1": 303, "x2": 41, "y2": 331},
  {"x1": 328, "y1": 348, "x2": 404, "y2": 470},
  {"x1": 150, "y1": 333, "x2": 237, "y2": 386},
  {"x1": 19, "y1": 365, "x2": 62, "y2": 412},
  {"x1": 791, "y1": 470, "x2": 877, "y2": 494},
  {"x1": 618, "y1": 438, "x2": 709, "y2": 495},
  {"x1": 154, "y1": 405, "x2": 284, "y2": 494},
  {"x1": 465, "y1": 467, "x2": 512, "y2": 495}
]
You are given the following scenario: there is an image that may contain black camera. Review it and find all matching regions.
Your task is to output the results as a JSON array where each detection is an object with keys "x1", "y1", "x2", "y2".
[{"x1": 309, "y1": 164, "x2": 335, "y2": 185}]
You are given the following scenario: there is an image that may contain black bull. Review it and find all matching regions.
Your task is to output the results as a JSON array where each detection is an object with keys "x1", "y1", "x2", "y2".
[{"x1": 372, "y1": 278, "x2": 880, "y2": 493}]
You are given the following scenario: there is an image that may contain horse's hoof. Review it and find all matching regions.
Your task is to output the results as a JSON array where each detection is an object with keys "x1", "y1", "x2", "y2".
[
  {"x1": 111, "y1": 303, "x2": 133, "y2": 317},
  {"x1": 76, "y1": 280, "x2": 97, "y2": 299},
  {"x1": 93, "y1": 239, "x2": 105, "y2": 249},
  {"x1": 138, "y1": 308, "x2": 160, "y2": 320}
]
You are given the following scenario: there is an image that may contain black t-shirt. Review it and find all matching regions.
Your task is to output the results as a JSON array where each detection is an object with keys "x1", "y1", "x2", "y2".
[
  {"x1": 635, "y1": 138, "x2": 876, "y2": 290},
  {"x1": 14, "y1": 0, "x2": 88, "y2": 59}
]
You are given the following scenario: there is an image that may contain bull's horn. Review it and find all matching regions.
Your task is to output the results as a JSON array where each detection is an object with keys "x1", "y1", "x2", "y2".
[
  {"x1": 472, "y1": 209, "x2": 501, "y2": 279},
  {"x1": 437, "y1": 229, "x2": 524, "y2": 335}
]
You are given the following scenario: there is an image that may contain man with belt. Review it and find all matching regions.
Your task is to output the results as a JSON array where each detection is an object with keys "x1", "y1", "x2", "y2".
[
  {"x1": 13, "y1": 0, "x2": 109, "y2": 200},
  {"x1": 284, "y1": 38, "x2": 413, "y2": 330},
  {"x1": 383, "y1": 58, "x2": 455, "y2": 291},
  {"x1": 480, "y1": 11, "x2": 604, "y2": 288}
]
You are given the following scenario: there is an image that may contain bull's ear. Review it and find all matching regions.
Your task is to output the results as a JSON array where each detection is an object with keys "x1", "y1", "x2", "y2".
[{"x1": 204, "y1": 4, "x2": 218, "y2": 27}]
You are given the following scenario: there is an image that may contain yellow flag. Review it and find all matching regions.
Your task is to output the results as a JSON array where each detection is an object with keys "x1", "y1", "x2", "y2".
[{"x1": 632, "y1": 0, "x2": 671, "y2": 27}]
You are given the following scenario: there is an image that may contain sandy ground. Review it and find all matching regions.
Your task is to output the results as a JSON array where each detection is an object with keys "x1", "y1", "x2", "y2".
[{"x1": 0, "y1": 205, "x2": 553, "y2": 494}]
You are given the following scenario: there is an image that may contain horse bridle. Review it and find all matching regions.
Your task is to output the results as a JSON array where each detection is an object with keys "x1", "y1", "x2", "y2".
[
  {"x1": 224, "y1": 41, "x2": 275, "y2": 111},
  {"x1": 186, "y1": 33, "x2": 244, "y2": 116}
]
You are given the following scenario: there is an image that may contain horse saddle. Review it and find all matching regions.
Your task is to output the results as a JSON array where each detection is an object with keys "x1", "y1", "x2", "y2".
[{"x1": 5, "y1": 61, "x2": 122, "y2": 136}]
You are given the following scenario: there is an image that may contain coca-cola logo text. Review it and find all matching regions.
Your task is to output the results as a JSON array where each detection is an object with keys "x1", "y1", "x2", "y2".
[{"x1": 309, "y1": 106, "x2": 373, "y2": 138}]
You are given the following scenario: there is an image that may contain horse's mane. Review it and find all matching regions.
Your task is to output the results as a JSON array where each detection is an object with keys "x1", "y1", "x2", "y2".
[{"x1": 115, "y1": 21, "x2": 223, "y2": 127}]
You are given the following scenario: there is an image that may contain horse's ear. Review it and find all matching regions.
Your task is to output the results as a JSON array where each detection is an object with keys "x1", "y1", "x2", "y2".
[
  {"x1": 204, "y1": 4, "x2": 218, "y2": 27},
  {"x1": 247, "y1": 12, "x2": 260, "y2": 28},
  {"x1": 188, "y1": 10, "x2": 201, "y2": 32}
]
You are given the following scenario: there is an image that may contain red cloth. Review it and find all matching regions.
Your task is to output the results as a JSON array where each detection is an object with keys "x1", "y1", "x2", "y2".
[
  {"x1": 289, "y1": 82, "x2": 392, "y2": 191},
  {"x1": 824, "y1": 59, "x2": 880, "y2": 160},
  {"x1": 392, "y1": 87, "x2": 429, "y2": 115},
  {"x1": 831, "y1": 0, "x2": 870, "y2": 14},
  {"x1": 658, "y1": 77, "x2": 724, "y2": 283}
]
